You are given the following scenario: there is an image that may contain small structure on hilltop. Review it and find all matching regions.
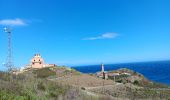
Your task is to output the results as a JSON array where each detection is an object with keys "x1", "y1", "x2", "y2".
[
  {"x1": 13, "y1": 54, "x2": 56, "y2": 74},
  {"x1": 97, "y1": 64, "x2": 108, "y2": 79},
  {"x1": 31, "y1": 54, "x2": 45, "y2": 68},
  {"x1": 30, "y1": 54, "x2": 56, "y2": 69}
]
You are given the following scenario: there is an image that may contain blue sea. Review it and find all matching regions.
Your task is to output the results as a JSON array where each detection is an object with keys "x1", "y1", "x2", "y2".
[{"x1": 72, "y1": 60, "x2": 170, "y2": 85}]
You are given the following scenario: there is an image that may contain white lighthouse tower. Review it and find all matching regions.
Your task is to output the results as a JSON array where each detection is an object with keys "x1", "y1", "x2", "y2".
[
  {"x1": 101, "y1": 63, "x2": 105, "y2": 72},
  {"x1": 97, "y1": 63, "x2": 108, "y2": 79}
]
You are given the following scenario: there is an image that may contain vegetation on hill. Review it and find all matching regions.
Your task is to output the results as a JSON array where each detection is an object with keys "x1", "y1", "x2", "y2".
[
  {"x1": 33, "y1": 67, "x2": 56, "y2": 78},
  {"x1": 108, "y1": 68, "x2": 170, "y2": 88},
  {"x1": 0, "y1": 67, "x2": 107, "y2": 100},
  {"x1": 0, "y1": 70, "x2": 70, "y2": 100},
  {"x1": 89, "y1": 68, "x2": 170, "y2": 99},
  {"x1": 0, "y1": 67, "x2": 170, "y2": 100}
]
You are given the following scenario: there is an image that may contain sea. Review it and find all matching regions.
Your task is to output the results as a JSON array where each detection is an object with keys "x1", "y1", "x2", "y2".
[{"x1": 72, "y1": 60, "x2": 170, "y2": 85}]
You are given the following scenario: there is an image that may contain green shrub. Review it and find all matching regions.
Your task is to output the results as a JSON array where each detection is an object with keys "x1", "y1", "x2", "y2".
[
  {"x1": 133, "y1": 80, "x2": 139, "y2": 85},
  {"x1": 81, "y1": 87, "x2": 86, "y2": 90},
  {"x1": 33, "y1": 68, "x2": 56, "y2": 78},
  {"x1": 37, "y1": 81, "x2": 46, "y2": 91}
]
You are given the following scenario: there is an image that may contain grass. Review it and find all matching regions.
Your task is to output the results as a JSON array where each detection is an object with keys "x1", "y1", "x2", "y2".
[
  {"x1": 32, "y1": 67, "x2": 56, "y2": 78},
  {"x1": 0, "y1": 67, "x2": 100, "y2": 100},
  {"x1": 1, "y1": 67, "x2": 170, "y2": 100},
  {"x1": 0, "y1": 69, "x2": 69, "y2": 100}
]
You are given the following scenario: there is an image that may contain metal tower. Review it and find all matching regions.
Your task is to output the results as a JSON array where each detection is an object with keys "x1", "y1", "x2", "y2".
[{"x1": 4, "y1": 27, "x2": 14, "y2": 71}]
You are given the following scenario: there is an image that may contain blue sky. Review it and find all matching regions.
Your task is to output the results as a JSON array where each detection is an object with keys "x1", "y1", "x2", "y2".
[{"x1": 0, "y1": 0, "x2": 170, "y2": 70}]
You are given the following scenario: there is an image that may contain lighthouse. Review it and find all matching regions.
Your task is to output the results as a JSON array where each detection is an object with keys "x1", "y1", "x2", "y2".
[
  {"x1": 101, "y1": 63, "x2": 108, "y2": 79},
  {"x1": 101, "y1": 63, "x2": 105, "y2": 72}
]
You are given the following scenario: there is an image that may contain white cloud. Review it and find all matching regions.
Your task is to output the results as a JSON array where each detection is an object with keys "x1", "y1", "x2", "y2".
[
  {"x1": 0, "y1": 18, "x2": 27, "y2": 26},
  {"x1": 83, "y1": 32, "x2": 118, "y2": 40}
]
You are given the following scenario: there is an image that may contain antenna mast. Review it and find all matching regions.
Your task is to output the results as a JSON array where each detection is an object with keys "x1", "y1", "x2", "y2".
[{"x1": 4, "y1": 27, "x2": 14, "y2": 72}]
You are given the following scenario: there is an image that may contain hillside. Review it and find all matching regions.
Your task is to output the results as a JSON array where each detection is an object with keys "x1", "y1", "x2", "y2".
[
  {"x1": 0, "y1": 67, "x2": 170, "y2": 100},
  {"x1": 107, "y1": 68, "x2": 169, "y2": 88},
  {"x1": 0, "y1": 67, "x2": 111, "y2": 100},
  {"x1": 89, "y1": 68, "x2": 170, "y2": 99}
]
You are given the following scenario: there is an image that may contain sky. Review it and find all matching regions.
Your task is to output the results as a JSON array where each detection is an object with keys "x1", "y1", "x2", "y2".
[{"x1": 0, "y1": 0, "x2": 170, "y2": 70}]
